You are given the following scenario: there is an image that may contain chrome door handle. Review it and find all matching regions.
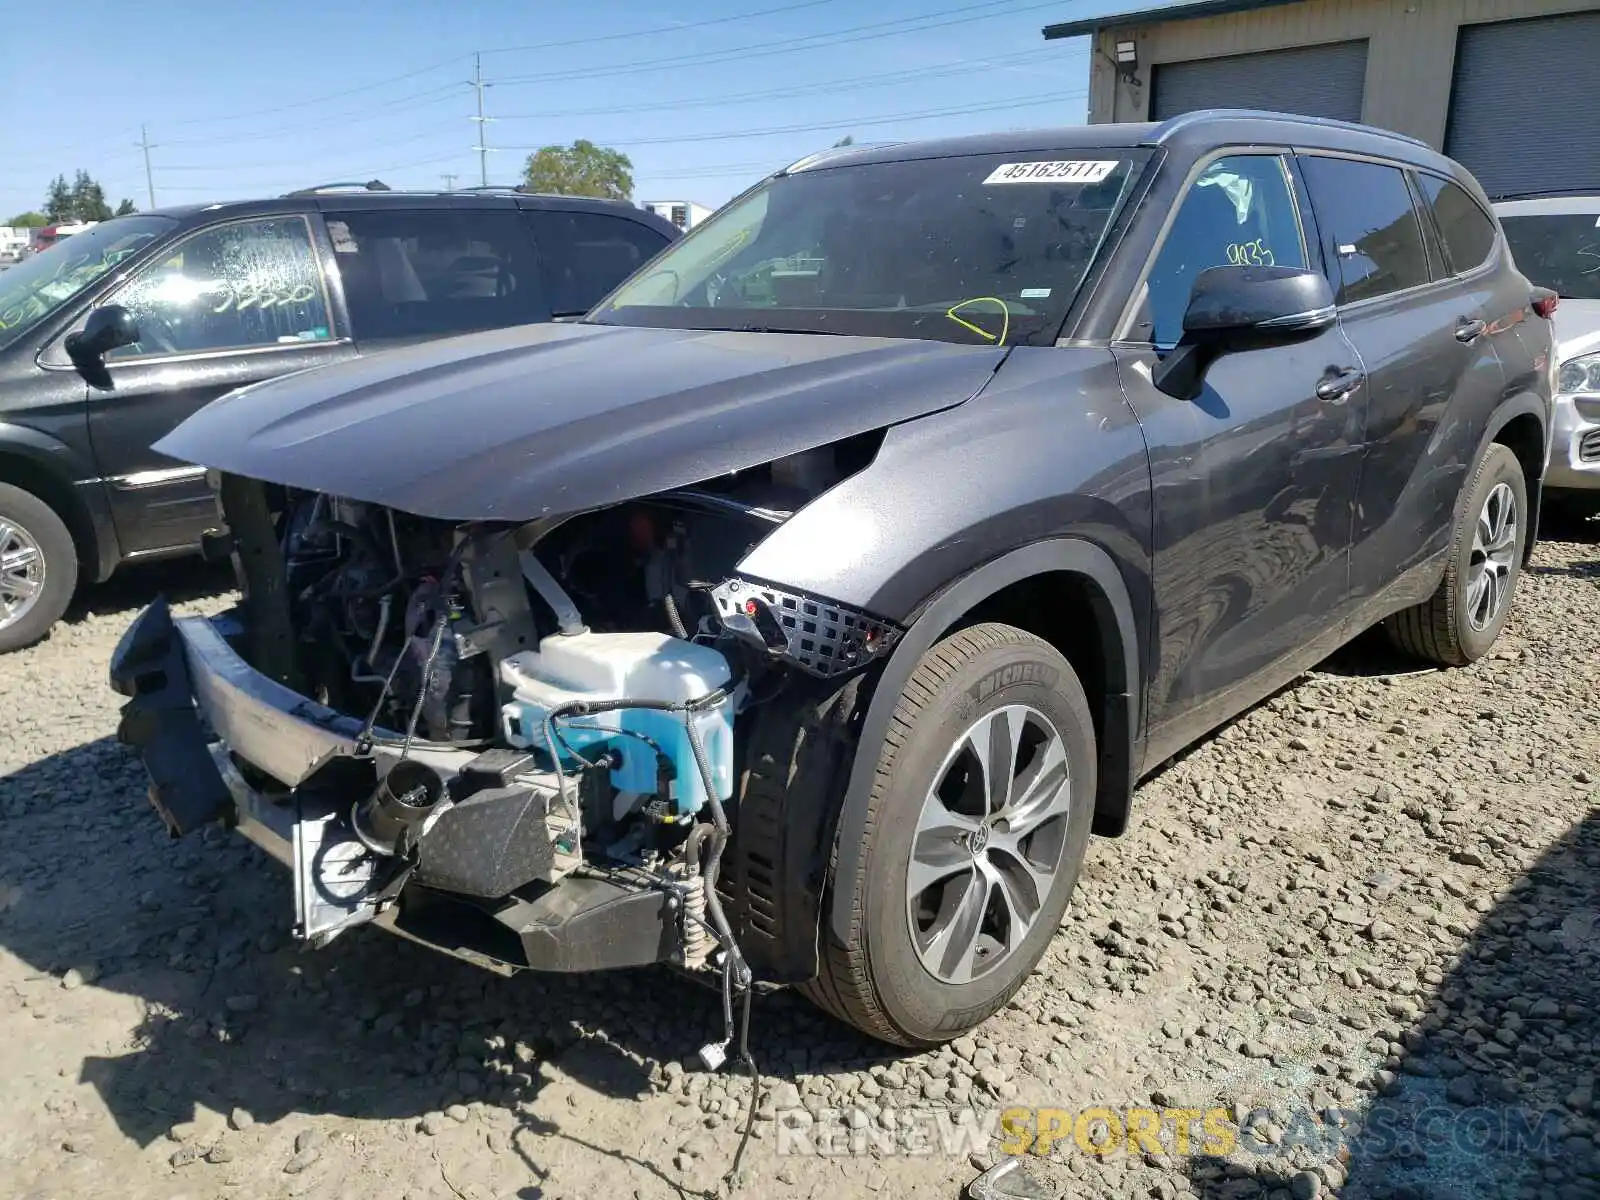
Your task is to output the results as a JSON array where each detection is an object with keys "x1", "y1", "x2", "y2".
[
  {"x1": 1455, "y1": 318, "x2": 1487, "y2": 343},
  {"x1": 1316, "y1": 369, "x2": 1364, "y2": 403}
]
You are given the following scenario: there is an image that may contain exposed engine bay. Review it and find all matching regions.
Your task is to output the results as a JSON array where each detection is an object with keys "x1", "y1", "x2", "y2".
[{"x1": 201, "y1": 433, "x2": 898, "y2": 1000}]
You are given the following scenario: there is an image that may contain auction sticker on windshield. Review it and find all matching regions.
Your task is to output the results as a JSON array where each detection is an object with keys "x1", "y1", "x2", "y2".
[{"x1": 983, "y1": 160, "x2": 1120, "y2": 185}]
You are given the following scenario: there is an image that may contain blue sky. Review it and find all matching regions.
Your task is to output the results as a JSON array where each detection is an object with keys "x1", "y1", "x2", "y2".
[{"x1": 0, "y1": 0, "x2": 1179, "y2": 221}]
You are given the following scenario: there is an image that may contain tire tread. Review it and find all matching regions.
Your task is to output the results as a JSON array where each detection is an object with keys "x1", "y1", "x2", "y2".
[{"x1": 799, "y1": 622, "x2": 1059, "y2": 1047}]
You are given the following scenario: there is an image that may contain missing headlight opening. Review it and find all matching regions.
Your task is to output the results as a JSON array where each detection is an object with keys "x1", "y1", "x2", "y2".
[{"x1": 160, "y1": 435, "x2": 897, "y2": 1179}]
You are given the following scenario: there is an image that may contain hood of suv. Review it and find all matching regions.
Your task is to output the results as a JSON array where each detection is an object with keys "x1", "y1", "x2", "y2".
[{"x1": 156, "y1": 320, "x2": 1006, "y2": 520}]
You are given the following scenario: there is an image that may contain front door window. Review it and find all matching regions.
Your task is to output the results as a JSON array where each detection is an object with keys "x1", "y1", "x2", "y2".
[
  {"x1": 1140, "y1": 154, "x2": 1310, "y2": 348},
  {"x1": 105, "y1": 216, "x2": 332, "y2": 359}
]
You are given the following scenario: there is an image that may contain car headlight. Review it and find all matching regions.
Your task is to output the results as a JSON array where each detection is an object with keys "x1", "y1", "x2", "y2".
[{"x1": 1558, "y1": 352, "x2": 1600, "y2": 394}]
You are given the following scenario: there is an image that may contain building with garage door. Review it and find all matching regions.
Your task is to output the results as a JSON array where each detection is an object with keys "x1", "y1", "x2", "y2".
[{"x1": 1043, "y1": 0, "x2": 1599, "y2": 197}]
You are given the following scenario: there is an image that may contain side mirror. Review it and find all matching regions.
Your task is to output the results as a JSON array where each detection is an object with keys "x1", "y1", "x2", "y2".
[
  {"x1": 1153, "y1": 266, "x2": 1336, "y2": 401},
  {"x1": 64, "y1": 304, "x2": 140, "y2": 391}
]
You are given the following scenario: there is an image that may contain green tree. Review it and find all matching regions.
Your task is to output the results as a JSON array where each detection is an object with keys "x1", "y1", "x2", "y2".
[
  {"x1": 522, "y1": 139, "x2": 634, "y2": 201},
  {"x1": 115, "y1": 198, "x2": 138, "y2": 216},
  {"x1": 69, "y1": 170, "x2": 113, "y2": 222},
  {"x1": 833, "y1": 134, "x2": 855, "y2": 147},
  {"x1": 7, "y1": 211, "x2": 47, "y2": 228},
  {"x1": 44, "y1": 176, "x2": 72, "y2": 222}
]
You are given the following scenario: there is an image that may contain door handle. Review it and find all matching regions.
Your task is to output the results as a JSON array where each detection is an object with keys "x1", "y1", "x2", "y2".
[
  {"x1": 1455, "y1": 317, "x2": 1487, "y2": 343},
  {"x1": 1316, "y1": 369, "x2": 1364, "y2": 403}
]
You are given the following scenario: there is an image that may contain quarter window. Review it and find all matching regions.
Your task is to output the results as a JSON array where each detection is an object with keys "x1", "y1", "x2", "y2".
[
  {"x1": 326, "y1": 209, "x2": 546, "y2": 341},
  {"x1": 1417, "y1": 174, "x2": 1498, "y2": 274},
  {"x1": 525, "y1": 210, "x2": 670, "y2": 315},
  {"x1": 1141, "y1": 154, "x2": 1309, "y2": 348},
  {"x1": 106, "y1": 217, "x2": 331, "y2": 359},
  {"x1": 1300, "y1": 157, "x2": 1431, "y2": 304}
]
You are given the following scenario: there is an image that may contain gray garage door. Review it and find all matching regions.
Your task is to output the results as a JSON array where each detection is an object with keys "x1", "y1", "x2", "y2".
[
  {"x1": 1151, "y1": 40, "x2": 1368, "y2": 122},
  {"x1": 1446, "y1": 12, "x2": 1600, "y2": 198}
]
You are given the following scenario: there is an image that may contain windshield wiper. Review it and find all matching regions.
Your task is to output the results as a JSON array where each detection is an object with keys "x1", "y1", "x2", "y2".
[{"x1": 732, "y1": 323, "x2": 839, "y2": 335}]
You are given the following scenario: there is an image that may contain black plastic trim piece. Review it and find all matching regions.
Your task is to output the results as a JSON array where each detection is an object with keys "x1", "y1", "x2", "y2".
[{"x1": 109, "y1": 596, "x2": 233, "y2": 837}]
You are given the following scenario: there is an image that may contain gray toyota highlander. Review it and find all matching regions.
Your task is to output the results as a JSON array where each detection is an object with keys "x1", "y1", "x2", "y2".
[{"x1": 110, "y1": 110, "x2": 1555, "y2": 1058}]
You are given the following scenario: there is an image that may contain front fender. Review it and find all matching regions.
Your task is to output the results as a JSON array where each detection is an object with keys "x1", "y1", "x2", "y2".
[
  {"x1": 0, "y1": 421, "x2": 120, "y2": 582},
  {"x1": 824, "y1": 536, "x2": 1143, "y2": 947}
]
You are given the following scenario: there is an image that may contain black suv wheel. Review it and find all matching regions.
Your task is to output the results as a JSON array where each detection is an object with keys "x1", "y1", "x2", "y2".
[
  {"x1": 1385, "y1": 443, "x2": 1527, "y2": 666},
  {"x1": 803, "y1": 623, "x2": 1095, "y2": 1047},
  {"x1": 0, "y1": 483, "x2": 77, "y2": 654}
]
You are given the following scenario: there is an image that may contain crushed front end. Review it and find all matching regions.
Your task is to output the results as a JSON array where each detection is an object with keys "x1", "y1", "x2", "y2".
[{"x1": 109, "y1": 454, "x2": 900, "y2": 993}]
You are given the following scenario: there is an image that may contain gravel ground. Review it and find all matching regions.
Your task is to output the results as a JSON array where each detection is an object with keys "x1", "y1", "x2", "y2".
[{"x1": 1, "y1": 525, "x2": 1597, "y2": 1200}]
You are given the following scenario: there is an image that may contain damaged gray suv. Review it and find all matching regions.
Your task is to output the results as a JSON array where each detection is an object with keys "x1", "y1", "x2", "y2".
[{"x1": 111, "y1": 110, "x2": 1555, "y2": 1051}]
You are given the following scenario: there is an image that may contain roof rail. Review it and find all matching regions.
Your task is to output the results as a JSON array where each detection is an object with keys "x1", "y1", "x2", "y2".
[
  {"x1": 781, "y1": 140, "x2": 900, "y2": 175},
  {"x1": 285, "y1": 179, "x2": 392, "y2": 196},
  {"x1": 453, "y1": 184, "x2": 527, "y2": 193},
  {"x1": 1150, "y1": 109, "x2": 1432, "y2": 150}
]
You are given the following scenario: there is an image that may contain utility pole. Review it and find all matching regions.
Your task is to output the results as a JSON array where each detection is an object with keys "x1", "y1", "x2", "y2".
[
  {"x1": 468, "y1": 52, "x2": 495, "y2": 188},
  {"x1": 136, "y1": 125, "x2": 157, "y2": 208},
  {"x1": 441, "y1": 173, "x2": 458, "y2": 191}
]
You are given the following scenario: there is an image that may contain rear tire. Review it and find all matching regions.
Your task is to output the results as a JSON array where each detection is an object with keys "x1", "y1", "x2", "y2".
[
  {"x1": 801, "y1": 622, "x2": 1095, "y2": 1047},
  {"x1": 1384, "y1": 442, "x2": 1526, "y2": 666},
  {"x1": 0, "y1": 483, "x2": 77, "y2": 655}
]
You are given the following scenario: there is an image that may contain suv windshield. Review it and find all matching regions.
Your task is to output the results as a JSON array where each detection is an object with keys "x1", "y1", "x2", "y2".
[
  {"x1": 0, "y1": 215, "x2": 176, "y2": 350},
  {"x1": 1500, "y1": 212, "x2": 1600, "y2": 300},
  {"x1": 590, "y1": 149, "x2": 1151, "y2": 346}
]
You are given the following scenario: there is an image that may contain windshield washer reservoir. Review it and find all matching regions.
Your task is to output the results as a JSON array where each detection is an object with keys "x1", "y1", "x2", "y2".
[{"x1": 499, "y1": 632, "x2": 734, "y2": 815}]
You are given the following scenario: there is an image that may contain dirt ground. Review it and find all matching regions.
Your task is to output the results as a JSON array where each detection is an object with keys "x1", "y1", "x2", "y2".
[{"x1": 1, "y1": 519, "x2": 1597, "y2": 1200}]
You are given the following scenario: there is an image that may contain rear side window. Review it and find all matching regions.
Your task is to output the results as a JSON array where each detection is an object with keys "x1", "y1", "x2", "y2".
[
  {"x1": 326, "y1": 209, "x2": 546, "y2": 342},
  {"x1": 1140, "y1": 154, "x2": 1309, "y2": 348},
  {"x1": 1300, "y1": 156, "x2": 1430, "y2": 304},
  {"x1": 1418, "y1": 174, "x2": 1498, "y2": 274},
  {"x1": 525, "y1": 210, "x2": 669, "y2": 315}
]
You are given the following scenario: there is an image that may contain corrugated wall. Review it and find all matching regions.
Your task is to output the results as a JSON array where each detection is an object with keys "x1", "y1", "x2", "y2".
[{"x1": 1086, "y1": 0, "x2": 1597, "y2": 147}]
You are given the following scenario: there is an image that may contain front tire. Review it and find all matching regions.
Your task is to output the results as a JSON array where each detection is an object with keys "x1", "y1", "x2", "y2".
[
  {"x1": 0, "y1": 483, "x2": 77, "y2": 655},
  {"x1": 802, "y1": 623, "x2": 1095, "y2": 1047},
  {"x1": 1385, "y1": 442, "x2": 1527, "y2": 666}
]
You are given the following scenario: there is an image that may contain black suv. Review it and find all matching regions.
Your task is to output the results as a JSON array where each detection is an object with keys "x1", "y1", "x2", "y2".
[
  {"x1": 0, "y1": 187, "x2": 678, "y2": 650},
  {"x1": 112, "y1": 111, "x2": 1554, "y2": 1051}
]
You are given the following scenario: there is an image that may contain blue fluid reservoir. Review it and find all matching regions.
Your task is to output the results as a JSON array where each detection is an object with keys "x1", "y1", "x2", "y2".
[{"x1": 498, "y1": 631, "x2": 734, "y2": 815}]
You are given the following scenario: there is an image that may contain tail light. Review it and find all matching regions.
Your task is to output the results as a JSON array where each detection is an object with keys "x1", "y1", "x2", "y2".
[{"x1": 1532, "y1": 288, "x2": 1559, "y2": 319}]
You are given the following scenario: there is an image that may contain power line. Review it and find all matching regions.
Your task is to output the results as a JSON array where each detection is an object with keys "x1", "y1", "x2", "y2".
[
  {"x1": 485, "y1": 0, "x2": 839, "y2": 56},
  {"x1": 114, "y1": 0, "x2": 843, "y2": 141},
  {"x1": 501, "y1": 90, "x2": 1088, "y2": 151},
  {"x1": 158, "y1": 84, "x2": 465, "y2": 148},
  {"x1": 161, "y1": 55, "x2": 468, "y2": 129},
  {"x1": 493, "y1": 48, "x2": 1062, "y2": 122},
  {"x1": 492, "y1": 0, "x2": 1070, "y2": 87}
]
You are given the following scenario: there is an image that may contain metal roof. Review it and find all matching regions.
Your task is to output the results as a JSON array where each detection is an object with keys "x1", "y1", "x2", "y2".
[{"x1": 1042, "y1": 0, "x2": 1302, "y2": 40}]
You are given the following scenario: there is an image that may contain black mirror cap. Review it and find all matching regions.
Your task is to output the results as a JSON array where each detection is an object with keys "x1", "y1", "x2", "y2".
[
  {"x1": 1182, "y1": 265, "x2": 1336, "y2": 345},
  {"x1": 68, "y1": 304, "x2": 141, "y2": 360},
  {"x1": 1153, "y1": 266, "x2": 1337, "y2": 401},
  {"x1": 64, "y1": 305, "x2": 139, "y2": 391}
]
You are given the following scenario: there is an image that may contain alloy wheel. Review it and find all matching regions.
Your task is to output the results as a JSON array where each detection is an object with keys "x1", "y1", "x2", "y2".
[
  {"x1": 0, "y1": 518, "x2": 45, "y2": 634},
  {"x1": 1466, "y1": 481, "x2": 1517, "y2": 632},
  {"x1": 906, "y1": 703, "x2": 1074, "y2": 985}
]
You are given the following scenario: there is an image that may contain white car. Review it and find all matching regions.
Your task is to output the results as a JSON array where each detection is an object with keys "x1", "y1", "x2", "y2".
[{"x1": 1495, "y1": 193, "x2": 1600, "y2": 512}]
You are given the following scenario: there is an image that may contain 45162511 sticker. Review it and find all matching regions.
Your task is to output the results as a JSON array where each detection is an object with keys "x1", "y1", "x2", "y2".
[{"x1": 982, "y1": 160, "x2": 1121, "y2": 186}]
